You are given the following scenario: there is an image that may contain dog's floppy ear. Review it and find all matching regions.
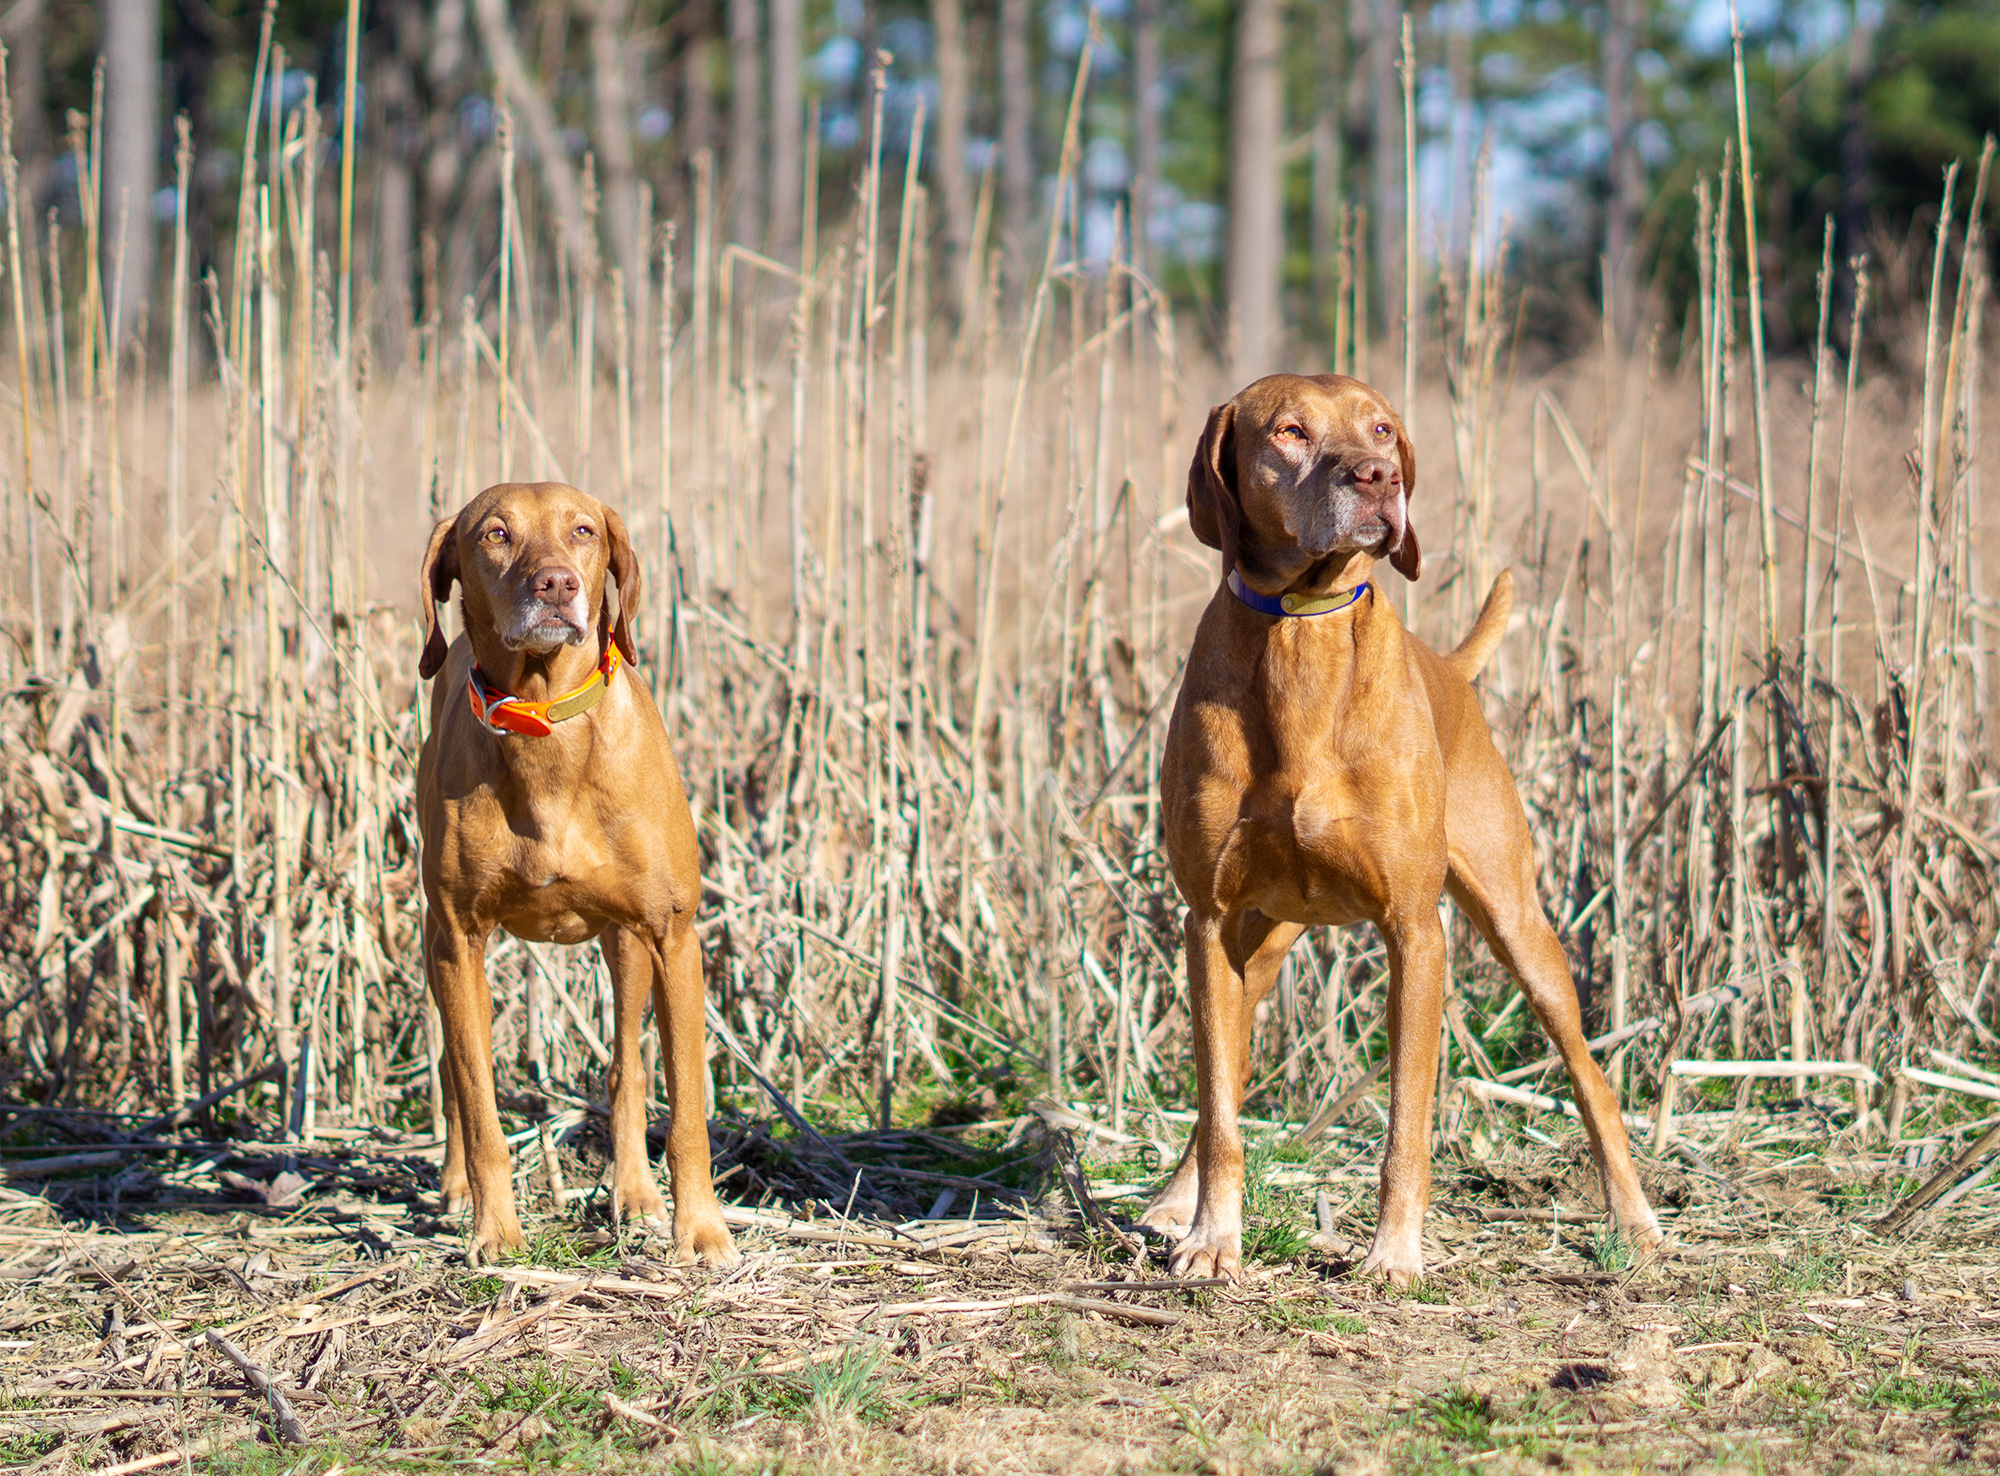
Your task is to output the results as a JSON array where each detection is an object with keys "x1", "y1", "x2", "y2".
[
  {"x1": 1186, "y1": 400, "x2": 1242, "y2": 577},
  {"x1": 602, "y1": 505, "x2": 642, "y2": 665},
  {"x1": 1388, "y1": 416, "x2": 1422, "y2": 581},
  {"x1": 417, "y1": 516, "x2": 460, "y2": 679}
]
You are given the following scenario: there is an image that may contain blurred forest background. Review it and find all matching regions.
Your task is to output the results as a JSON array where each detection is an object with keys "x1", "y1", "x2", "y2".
[{"x1": 23, "y1": 0, "x2": 2000, "y2": 374}]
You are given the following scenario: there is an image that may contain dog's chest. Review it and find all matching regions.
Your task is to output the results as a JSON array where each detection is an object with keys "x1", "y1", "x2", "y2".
[
  {"x1": 458, "y1": 787, "x2": 672, "y2": 940},
  {"x1": 1226, "y1": 630, "x2": 1444, "y2": 920}
]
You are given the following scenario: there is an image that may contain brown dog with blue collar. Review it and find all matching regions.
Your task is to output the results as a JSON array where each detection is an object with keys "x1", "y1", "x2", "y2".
[
  {"x1": 416, "y1": 481, "x2": 736, "y2": 1268},
  {"x1": 1140, "y1": 374, "x2": 1662, "y2": 1284}
]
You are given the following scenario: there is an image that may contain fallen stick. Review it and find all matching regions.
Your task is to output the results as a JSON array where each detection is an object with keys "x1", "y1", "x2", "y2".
[
  {"x1": 1055, "y1": 1294, "x2": 1182, "y2": 1327},
  {"x1": 134, "y1": 1061, "x2": 286, "y2": 1136},
  {"x1": 1668, "y1": 1059, "x2": 1880, "y2": 1085},
  {"x1": 1, "y1": 1151, "x2": 126, "y2": 1180},
  {"x1": 873, "y1": 1291, "x2": 1182, "y2": 1327},
  {"x1": 1927, "y1": 1049, "x2": 2000, "y2": 1089},
  {"x1": 205, "y1": 1328, "x2": 306, "y2": 1444},
  {"x1": 90, "y1": 1422, "x2": 259, "y2": 1476},
  {"x1": 1496, "y1": 1016, "x2": 1664, "y2": 1085},
  {"x1": 1874, "y1": 1120, "x2": 2000, "y2": 1237},
  {"x1": 1295, "y1": 1058, "x2": 1390, "y2": 1146},
  {"x1": 1455, "y1": 1077, "x2": 1651, "y2": 1133},
  {"x1": 1448, "y1": 1203, "x2": 1607, "y2": 1224},
  {"x1": 718, "y1": 1204, "x2": 1036, "y2": 1253},
  {"x1": 1896, "y1": 1066, "x2": 2000, "y2": 1106}
]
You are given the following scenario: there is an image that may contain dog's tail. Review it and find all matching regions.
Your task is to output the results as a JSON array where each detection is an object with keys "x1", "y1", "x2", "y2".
[{"x1": 1445, "y1": 569, "x2": 1513, "y2": 680}]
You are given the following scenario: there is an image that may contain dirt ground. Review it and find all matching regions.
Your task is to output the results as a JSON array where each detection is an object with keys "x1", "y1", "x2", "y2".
[{"x1": 3, "y1": 1103, "x2": 1998, "y2": 1476}]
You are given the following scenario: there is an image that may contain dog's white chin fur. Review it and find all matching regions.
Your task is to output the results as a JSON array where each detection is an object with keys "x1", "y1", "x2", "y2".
[{"x1": 502, "y1": 615, "x2": 589, "y2": 652}]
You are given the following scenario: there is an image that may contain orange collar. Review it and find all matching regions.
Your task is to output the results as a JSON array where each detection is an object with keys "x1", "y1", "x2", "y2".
[{"x1": 467, "y1": 644, "x2": 621, "y2": 737}]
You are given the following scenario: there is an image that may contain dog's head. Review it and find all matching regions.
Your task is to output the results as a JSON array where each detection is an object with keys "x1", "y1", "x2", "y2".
[
  {"x1": 418, "y1": 482, "x2": 642, "y2": 679},
  {"x1": 1187, "y1": 373, "x2": 1420, "y2": 585}
]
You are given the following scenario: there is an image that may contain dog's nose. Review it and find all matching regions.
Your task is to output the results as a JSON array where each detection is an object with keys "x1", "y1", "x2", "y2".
[
  {"x1": 529, "y1": 566, "x2": 581, "y2": 605},
  {"x1": 1349, "y1": 457, "x2": 1401, "y2": 493}
]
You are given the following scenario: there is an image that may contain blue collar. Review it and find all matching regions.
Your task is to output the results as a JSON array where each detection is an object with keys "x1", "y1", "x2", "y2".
[{"x1": 1228, "y1": 569, "x2": 1370, "y2": 618}]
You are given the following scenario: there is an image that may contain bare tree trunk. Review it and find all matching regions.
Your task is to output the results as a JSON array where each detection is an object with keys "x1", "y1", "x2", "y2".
[
  {"x1": 727, "y1": 0, "x2": 760, "y2": 248},
  {"x1": 1, "y1": 0, "x2": 50, "y2": 210},
  {"x1": 1603, "y1": 0, "x2": 1643, "y2": 336},
  {"x1": 377, "y1": 0, "x2": 427, "y2": 370},
  {"x1": 769, "y1": 0, "x2": 803, "y2": 257},
  {"x1": 101, "y1": 0, "x2": 158, "y2": 344},
  {"x1": 931, "y1": 0, "x2": 973, "y2": 297},
  {"x1": 1310, "y1": 0, "x2": 1347, "y2": 344},
  {"x1": 999, "y1": 0, "x2": 1032, "y2": 280},
  {"x1": 1229, "y1": 0, "x2": 1284, "y2": 379},
  {"x1": 473, "y1": 0, "x2": 590, "y2": 273},
  {"x1": 1446, "y1": 0, "x2": 1472, "y2": 263},
  {"x1": 1369, "y1": 0, "x2": 1401, "y2": 352},
  {"x1": 424, "y1": 0, "x2": 473, "y2": 306},
  {"x1": 1133, "y1": 0, "x2": 1160, "y2": 275},
  {"x1": 588, "y1": 0, "x2": 642, "y2": 313},
  {"x1": 681, "y1": 4, "x2": 717, "y2": 196}
]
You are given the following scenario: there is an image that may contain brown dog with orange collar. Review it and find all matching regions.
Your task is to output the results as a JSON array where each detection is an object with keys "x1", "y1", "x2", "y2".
[
  {"x1": 1140, "y1": 375, "x2": 1662, "y2": 1284},
  {"x1": 416, "y1": 481, "x2": 736, "y2": 1268}
]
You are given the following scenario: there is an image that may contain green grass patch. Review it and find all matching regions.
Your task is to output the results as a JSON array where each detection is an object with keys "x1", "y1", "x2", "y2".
[
  {"x1": 1588, "y1": 1223, "x2": 1631, "y2": 1273},
  {"x1": 457, "y1": 1272, "x2": 506, "y2": 1304},
  {"x1": 1256, "y1": 1297, "x2": 1368, "y2": 1337},
  {"x1": 1772, "y1": 1247, "x2": 1844, "y2": 1294},
  {"x1": 1859, "y1": 1370, "x2": 2000, "y2": 1425},
  {"x1": 504, "y1": 1225, "x2": 619, "y2": 1272},
  {"x1": 1425, "y1": 1386, "x2": 1494, "y2": 1444},
  {"x1": 1242, "y1": 1220, "x2": 1315, "y2": 1263},
  {"x1": 690, "y1": 1341, "x2": 900, "y2": 1429},
  {"x1": 1256, "y1": 1296, "x2": 1332, "y2": 1333}
]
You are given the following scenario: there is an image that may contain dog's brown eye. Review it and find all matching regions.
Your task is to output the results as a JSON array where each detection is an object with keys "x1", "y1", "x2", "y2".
[
  {"x1": 484, "y1": 525, "x2": 508, "y2": 544},
  {"x1": 573, "y1": 524, "x2": 595, "y2": 540},
  {"x1": 1374, "y1": 422, "x2": 1392, "y2": 438},
  {"x1": 1276, "y1": 425, "x2": 1306, "y2": 441}
]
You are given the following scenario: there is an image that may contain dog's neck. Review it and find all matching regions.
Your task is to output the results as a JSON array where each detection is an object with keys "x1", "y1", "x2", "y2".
[
  {"x1": 1234, "y1": 548, "x2": 1378, "y2": 603},
  {"x1": 463, "y1": 611, "x2": 608, "y2": 700}
]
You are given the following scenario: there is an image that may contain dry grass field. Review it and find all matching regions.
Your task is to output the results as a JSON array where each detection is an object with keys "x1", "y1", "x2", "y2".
[{"x1": 1, "y1": 67, "x2": 1998, "y2": 1474}]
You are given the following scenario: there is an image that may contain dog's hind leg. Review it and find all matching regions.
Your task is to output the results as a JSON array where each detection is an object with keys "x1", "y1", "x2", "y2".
[
  {"x1": 601, "y1": 926, "x2": 672, "y2": 1230},
  {"x1": 1443, "y1": 754, "x2": 1663, "y2": 1253},
  {"x1": 1357, "y1": 902, "x2": 1448, "y2": 1287},
  {"x1": 646, "y1": 924, "x2": 740, "y2": 1268},
  {"x1": 1146, "y1": 910, "x2": 1304, "y2": 1278}
]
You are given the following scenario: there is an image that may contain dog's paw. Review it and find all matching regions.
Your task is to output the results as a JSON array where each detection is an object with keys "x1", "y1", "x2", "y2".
[
  {"x1": 608, "y1": 1171, "x2": 671, "y2": 1227},
  {"x1": 1164, "y1": 1225, "x2": 1241, "y2": 1281},
  {"x1": 1136, "y1": 1187, "x2": 1198, "y2": 1237},
  {"x1": 673, "y1": 1209, "x2": 740, "y2": 1269},
  {"x1": 1356, "y1": 1241, "x2": 1423, "y2": 1289},
  {"x1": 1619, "y1": 1212, "x2": 1669, "y2": 1258},
  {"x1": 464, "y1": 1211, "x2": 527, "y2": 1269}
]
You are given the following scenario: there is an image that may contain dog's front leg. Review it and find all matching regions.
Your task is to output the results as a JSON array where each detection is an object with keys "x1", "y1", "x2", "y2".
[
  {"x1": 1359, "y1": 906, "x2": 1447, "y2": 1287},
  {"x1": 1161, "y1": 910, "x2": 1250, "y2": 1279},
  {"x1": 425, "y1": 911, "x2": 524, "y2": 1266}
]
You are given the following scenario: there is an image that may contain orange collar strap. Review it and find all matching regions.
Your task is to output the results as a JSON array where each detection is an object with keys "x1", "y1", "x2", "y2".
[{"x1": 467, "y1": 644, "x2": 621, "y2": 738}]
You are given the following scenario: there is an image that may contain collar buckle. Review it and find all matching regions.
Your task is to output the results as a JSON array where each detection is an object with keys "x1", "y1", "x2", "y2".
[{"x1": 466, "y1": 643, "x2": 622, "y2": 739}]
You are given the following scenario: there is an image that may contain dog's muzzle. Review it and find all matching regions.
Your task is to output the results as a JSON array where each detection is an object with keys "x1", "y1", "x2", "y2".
[{"x1": 503, "y1": 565, "x2": 590, "y2": 651}]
